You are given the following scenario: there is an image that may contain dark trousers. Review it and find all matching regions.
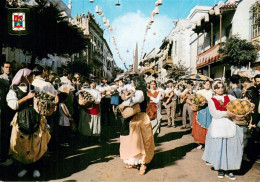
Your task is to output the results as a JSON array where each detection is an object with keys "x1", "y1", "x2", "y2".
[
  {"x1": 0, "y1": 108, "x2": 14, "y2": 160},
  {"x1": 101, "y1": 98, "x2": 111, "y2": 125},
  {"x1": 59, "y1": 126, "x2": 70, "y2": 144}
]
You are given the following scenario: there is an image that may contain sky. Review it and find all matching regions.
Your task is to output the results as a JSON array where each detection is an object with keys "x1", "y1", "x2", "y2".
[{"x1": 63, "y1": 0, "x2": 222, "y2": 69}]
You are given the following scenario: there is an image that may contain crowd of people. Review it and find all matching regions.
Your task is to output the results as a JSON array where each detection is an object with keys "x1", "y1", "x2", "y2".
[{"x1": 0, "y1": 61, "x2": 259, "y2": 179}]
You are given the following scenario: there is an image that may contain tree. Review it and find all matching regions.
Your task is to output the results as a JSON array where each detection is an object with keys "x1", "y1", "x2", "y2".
[
  {"x1": 218, "y1": 35, "x2": 258, "y2": 68},
  {"x1": 67, "y1": 59, "x2": 93, "y2": 77},
  {"x1": 0, "y1": 0, "x2": 89, "y2": 64},
  {"x1": 169, "y1": 60, "x2": 188, "y2": 80}
]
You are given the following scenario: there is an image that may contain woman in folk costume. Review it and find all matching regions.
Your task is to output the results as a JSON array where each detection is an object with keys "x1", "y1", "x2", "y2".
[
  {"x1": 146, "y1": 80, "x2": 163, "y2": 135},
  {"x1": 202, "y1": 82, "x2": 243, "y2": 180},
  {"x1": 119, "y1": 76, "x2": 155, "y2": 175},
  {"x1": 192, "y1": 81, "x2": 213, "y2": 149},
  {"x1": 7, "y1": 68, "x2": 51, "y2": 178},
  {"x1": 78, "y1": 80, "x2": 102, "y2": 141}
]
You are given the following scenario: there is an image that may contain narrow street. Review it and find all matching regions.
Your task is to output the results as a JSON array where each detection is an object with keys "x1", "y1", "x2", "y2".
[{"x1": 1, "y1": 113, "x2": 259, "y2": 181}]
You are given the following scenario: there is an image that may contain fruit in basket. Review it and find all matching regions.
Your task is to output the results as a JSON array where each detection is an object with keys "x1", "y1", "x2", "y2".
[
  {"x1": 237, "y1": 109, "x2": 246, "y2": 115},
  {"x1": 231, "y1": 100, "x2": 240, "y2": 106},
  {"x1": 244, "y1": 105, "x2": 250, "y2": 112},
  {"x1": 226, "y1": 99, "x2": 251, "y2": 116},
  {"x1": 191, "y1": 94, "x2": 206, "y2": 105},
  {"x1": 241, "y1": 100, "x2": 249, "y2": 106}
]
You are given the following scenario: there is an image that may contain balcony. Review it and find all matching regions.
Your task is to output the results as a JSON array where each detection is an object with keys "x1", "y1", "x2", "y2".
[
  {"x1": 92, "y1": 52, "x2": 103, "y2": 67},
  {"x1": 196, "y1": 44, "x2": 220, "y2": 68},
  {"x1": 162, "y1": 56, "x2": 173, "y2": 69}
]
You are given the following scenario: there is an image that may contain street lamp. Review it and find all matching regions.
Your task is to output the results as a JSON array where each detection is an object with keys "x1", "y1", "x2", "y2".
[{"x1": 116, "y1": 0, "x2": 120, "y2": 6}]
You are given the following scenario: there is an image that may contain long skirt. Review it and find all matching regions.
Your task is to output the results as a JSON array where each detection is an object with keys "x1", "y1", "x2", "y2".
[
  {"x1": 192, "y1": 112, "x2": 208, "y2": 144},
  {"x1": 202, "y1": 124, "x2": 244, "y2": 171},
  {"x1": 192, "y1": 107, "x2": 212, "y2": 144},
  {"x1": 78, "y1": 108, "x2": 101, "y2": 136},
  {"x1": 150, "y1": 106, "x2": 162, "y2": 135},
  {"x1": 9, "y1": 114, "x2": 51, "y2": 164},
  {"x1": 120, "y1": 112, "x2": 155, "y2": 165}
]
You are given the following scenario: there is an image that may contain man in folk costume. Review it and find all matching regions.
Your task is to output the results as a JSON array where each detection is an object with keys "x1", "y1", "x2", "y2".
[
  {"x1": 97, "y1": 77, "x2": 112, "y2": 126},
  {"x1": 78, "y1": 80, "x2": 102, "y2": 142},
  {"x1": 31, "y1": 65, "x2": 58, "y2": 154},
  {"x1": 163, "y1": 80, "x2": 177, "y2": 128},
  {"x1": 180, "y1": 80, "x2": 194, "y2": 129},
  {"x1": 119, "y1": 76, "x2": 154, "y2": 175}
]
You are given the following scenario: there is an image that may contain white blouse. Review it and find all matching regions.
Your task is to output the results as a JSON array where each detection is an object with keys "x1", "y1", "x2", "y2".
[
  {"x1": 122, "y1": 90, "x2": 144, "y2": 107},
  {"x1": 148, "y1": 90, "x2": 162, "y2": 104},
  {"x1": 196, "y1": 89, "x2": 213, "y2": 102},
  {"x1": 208, "y1": 94, "x2": 237, "y2": 138},
  {"x1": 208, "y1": 94, "x2": 236, "y2": 119},
  {"x1": 6, "y1": 86, "x2": 28, "y2": 110},
  {"x1": 32, "y1": 76, "x2": 57, "y2": 95}
]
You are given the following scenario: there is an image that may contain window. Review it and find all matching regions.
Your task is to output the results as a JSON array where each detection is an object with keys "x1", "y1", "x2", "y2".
[{"x1": 252, "y1": 2, "x2": 260, "y2": 38}]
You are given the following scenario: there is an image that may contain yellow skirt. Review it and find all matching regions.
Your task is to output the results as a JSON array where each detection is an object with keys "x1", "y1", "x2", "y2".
[
  {"x1": 9, "y1": 114, "x2": 51, "y2": 164},
  {"x1": 120, "y1": 112, "x2": 155, "y2": 165}
]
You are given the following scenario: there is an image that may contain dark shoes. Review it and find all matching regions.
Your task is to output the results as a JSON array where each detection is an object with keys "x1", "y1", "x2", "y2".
[
  {"x1": 218, "y1": 171, "x2": 236, "y2": 180},
  {"x1": 225, "y1": 173, "x2": 236, "y2": 180},
  {"x1": 218, "y1": 171, "x2": 224, "y2": 179}
]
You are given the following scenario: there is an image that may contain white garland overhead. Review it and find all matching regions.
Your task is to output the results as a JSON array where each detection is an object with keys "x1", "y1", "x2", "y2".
[
  {"x1": 94, "y1": 5, "x2": 126, "y2": 66},
  {"x1": 90, "y1": 0, "x2": 163, "y2": 69},
  {"x1": 139, "y1": 0, "x2": 163, "y2": 61}
]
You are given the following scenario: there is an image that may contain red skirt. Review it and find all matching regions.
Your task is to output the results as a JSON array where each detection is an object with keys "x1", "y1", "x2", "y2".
[{"x1": 192, "y1": 112, "x2": 208, "y2": 144}]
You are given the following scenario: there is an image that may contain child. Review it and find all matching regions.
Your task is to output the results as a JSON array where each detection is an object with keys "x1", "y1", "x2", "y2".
[{"x1": 58, "y1": 92, "x2": 73, "y2": 147}]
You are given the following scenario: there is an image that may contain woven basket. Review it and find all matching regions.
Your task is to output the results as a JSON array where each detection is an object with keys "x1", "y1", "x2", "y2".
[
  {"x1": 190, "y1": 103, "x2": 206, "y2": 111},
  {"x1": 227, "y1": 110, "x2": 250, "y2": 126},
  {"x1": 119, "y1": 104, "x2": 141, "y2": 119},
  {"x1": 78, "y1": 91, "x2": 94, "y2": 106},
  {"x1": 34, "y1": 97, "x2": 55, "y2": 116}
]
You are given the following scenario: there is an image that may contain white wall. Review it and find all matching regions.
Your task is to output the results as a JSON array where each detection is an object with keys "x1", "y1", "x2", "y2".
[{"x1": 232, "y1": 0, "x2": 257, "y2": 40}]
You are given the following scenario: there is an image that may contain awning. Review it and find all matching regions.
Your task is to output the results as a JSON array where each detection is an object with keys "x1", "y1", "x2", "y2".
[{"x1": 197, "y1": 44, "x2": 220, "y2": 68}]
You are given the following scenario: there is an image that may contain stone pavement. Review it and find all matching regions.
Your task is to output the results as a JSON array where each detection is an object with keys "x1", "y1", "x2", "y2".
[{"x1": 0, "y1": 115, "x2": 259, "y2": 181}]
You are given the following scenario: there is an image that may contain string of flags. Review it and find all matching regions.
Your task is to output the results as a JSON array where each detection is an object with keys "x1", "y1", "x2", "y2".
[{"x1": 139, "y1": 0, "x2": 162, "y2": 61}]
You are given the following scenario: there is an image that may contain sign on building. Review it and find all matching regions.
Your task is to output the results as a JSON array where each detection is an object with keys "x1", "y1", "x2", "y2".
[{"x1": 8, "y1": 8, "x2": 30, "y2": 35}]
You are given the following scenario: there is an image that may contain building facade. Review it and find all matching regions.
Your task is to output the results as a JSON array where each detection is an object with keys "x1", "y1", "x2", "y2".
[{"x1": 71, "y1": 13, "x2": 116, "y2": 81}]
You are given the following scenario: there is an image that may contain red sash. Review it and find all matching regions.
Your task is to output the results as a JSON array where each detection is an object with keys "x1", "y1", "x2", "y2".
[
  {"x1": 84, "y1": 104, "x2": 99, "y2": 115},
  {"x1": 211, "y1": 95, "x2": 230, "y2": 111}
]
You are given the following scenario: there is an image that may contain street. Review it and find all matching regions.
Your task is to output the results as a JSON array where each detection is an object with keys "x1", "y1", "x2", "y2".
[{"x1": 0, "y1": 113, "x2": 259, "y2": 181}]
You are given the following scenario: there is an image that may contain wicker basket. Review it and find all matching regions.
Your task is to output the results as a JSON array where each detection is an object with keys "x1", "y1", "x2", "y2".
[
  {"x1": 78, "y1": 91, "x2": 94, "y2": 107},
  {"x1": 119, "y1": 104, "x2": 141, "y2": 119},
  {"x1": 190, "y1": 102, "x2": 206, "y2": 111},
  {"x1": 227, "y1": 110, "x2": 250, "y2": 126},
  {"x1": 34, "y1": 97, "x2": 56, "y2": 116}
]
